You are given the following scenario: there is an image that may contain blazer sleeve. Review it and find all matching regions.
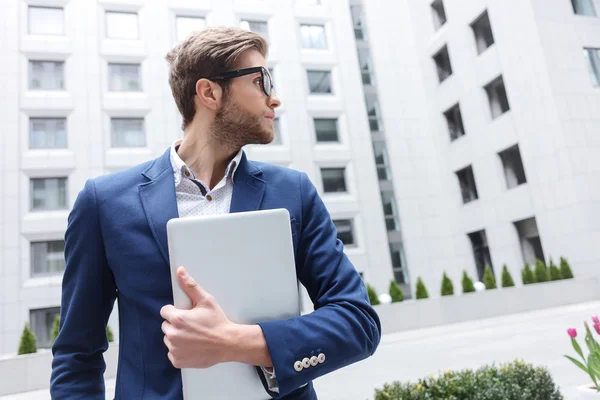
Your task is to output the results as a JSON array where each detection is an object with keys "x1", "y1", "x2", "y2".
[
  {"x1": 256, "y1": 172, "x2": 382, "y2": 398},
  {"x1": 50, "y1": 179, "x2": 118, "y2": 399}
]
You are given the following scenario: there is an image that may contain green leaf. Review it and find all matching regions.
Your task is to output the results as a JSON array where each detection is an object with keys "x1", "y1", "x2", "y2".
[
  {"x1": 589, "y1": 353, "x2": 600, "y2": 378},
  {"x1": 573, "y1": 338, "x2": 586, "y2": 362},
  {"x1": 565, "y1": 355, "x2": 590, "y2": 375}
]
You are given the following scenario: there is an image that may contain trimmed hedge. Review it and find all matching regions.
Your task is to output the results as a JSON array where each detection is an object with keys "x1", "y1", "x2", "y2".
[{"x1": 374, "y1": 360, "x2": 563, "y2": 400}]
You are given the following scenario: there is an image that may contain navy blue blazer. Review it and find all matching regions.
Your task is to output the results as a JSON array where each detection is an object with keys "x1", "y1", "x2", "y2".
[{"x1": 50, "y1": 147, "x2": 381, "y2": 399}]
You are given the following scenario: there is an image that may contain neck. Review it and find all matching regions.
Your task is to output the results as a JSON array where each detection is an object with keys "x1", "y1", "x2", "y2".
[{"x1": 178, "y1": 124, "x2": 239, "y2": 190}]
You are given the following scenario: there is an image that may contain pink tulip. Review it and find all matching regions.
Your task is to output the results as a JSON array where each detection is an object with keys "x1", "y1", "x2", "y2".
[
  {"x1": 594, "y1": 324, "x2": 600, "y2": 335},
  {"x1": 568, "y1": 328, "x2": 577, "y2": 338},
  {"x1": 593, "y1": 316, "x2": 600, "y2": 325}
]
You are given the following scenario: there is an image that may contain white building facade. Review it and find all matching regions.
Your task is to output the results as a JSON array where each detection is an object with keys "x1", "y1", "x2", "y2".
[
  {"x1": 0, "y1": 0, "x2": 396, "y2": 356},
  {"x1": 363, "y1": 0, "x2": 600, "y2": 293}
]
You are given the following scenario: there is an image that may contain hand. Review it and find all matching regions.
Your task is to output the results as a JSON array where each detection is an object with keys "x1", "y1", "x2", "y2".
[{"x1": 160, "y1": 266, "x2": 235, "y2": 369}]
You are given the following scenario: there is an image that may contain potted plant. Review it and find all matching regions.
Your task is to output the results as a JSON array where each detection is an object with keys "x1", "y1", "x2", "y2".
[{"x1": 565, "y1": 316, "x2": 600, "y2": 398}]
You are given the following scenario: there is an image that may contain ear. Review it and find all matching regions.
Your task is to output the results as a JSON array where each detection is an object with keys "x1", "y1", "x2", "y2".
[{"x1": 194, "y1": 78, "x2": 222, "y2": 111}]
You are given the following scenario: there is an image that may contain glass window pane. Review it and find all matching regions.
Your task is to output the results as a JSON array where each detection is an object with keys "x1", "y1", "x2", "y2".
[
  {"x1": 314, "y1": 118, "x2": 338, "y2": 142},
  {"x1": 30, "y1": 178, "x2": 68, "y2": 211},
  {"x1": 240, "y1": 20, "x2": 269, "y2": 42},
  {"x1": 29, "y1": 118, "x2": 67, "y2": 149},
  {"x1": 300, "y1": 24, "x2": 326, "y2": 49},
  {"x1": 30, "y1": 307, "x2": 60, "y2": 349},
  {"x1": 28, "y1": 7, "x2": 64, "y2": 35},
  {"x1": 271, "y1": 117, "x2": 282, "y2": 145},
  {"x1": 109, "y1": 63, "x2": 142, "y2": 91},
  {"x1": 29, "y1": 61, "x2": 64, "y2": 90},
  {"x1": 111, "y1": 118, "x2": 146, "y2": 148},
  {"x1": 358, "y1": 48, "x2": 374, "y2": 85},
  {"x1": 572, "y1": 0, "x2": 597, "y2": 16},
  {"x1": 307, "y1": 70, "x2": 332, "y2": 94},
  {"x1": 333, "y1": 219, "x2": 355, "y2": 246},
  {"x1": 321, "y1": 168, "x2": 346, "y2": 193},
  {"x1": 31, "y1": 241, "x2": 65, "y2": 276},
  {"x1": 584, "y1": 48, "x2": 600, "y2": 87},
  {"x1": 176, "y1": 16, "x2": 205, "y2": 42},
  {"x1": 106, "y1": 12, "x2": 138, "y2": 39}
]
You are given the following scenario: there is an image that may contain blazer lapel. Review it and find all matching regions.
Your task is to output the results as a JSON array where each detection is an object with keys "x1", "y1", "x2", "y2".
[
  {"x1": 139, "y1": 148, "x2": 179, "y2": 265},
  {"x1": 230, "y1": 152, "x2": 266, "y2": 213}
]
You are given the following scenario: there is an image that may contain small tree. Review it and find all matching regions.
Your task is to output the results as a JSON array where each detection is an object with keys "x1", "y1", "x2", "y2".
[
  {"x1": 461, "y1": 270, "x2": 476, "y2": 293},
  {"x1": 366, "y1": 284, "x2": 380, "y2": 306},
  {"x1": 18, "y1": 324, "x2": 37, "y2": 355},
  {"x1": 483, "y1": 265, "x2": 497, "y2": 290},
  {"x1": 106, "y1": 325, "x2": 114, "y2": 343},
  {"x1": 440, "y1": 272, "x2": 454, "y2": 296},
  {"x1": 522, "y1": 263, "x2": 535, "y2": 285},
  {"x1": 548, "y1": 258, "x2": 562, "y2": 281},
  {"x1": 415, "y1": 277, "x2": 429, "y2": 300},
  {"x1": 51, "y1": 315, "x2": 60, "y2": 344},
  {"x1": 389, "y1": 281, "x2": 404, "y2": 303},
  {"x1": 534, "y1": 259, "x2": 549, "y2": 283},
  {"x1": 560, "y1": 256, "x2": 574, "y2": 279},
  {"x1": 501, "y1": 265, "x2": 515, "y2": 288}
]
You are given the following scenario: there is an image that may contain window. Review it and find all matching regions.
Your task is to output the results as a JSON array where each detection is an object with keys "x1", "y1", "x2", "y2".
[
  {"x1": 333, "y1": 219, "x2": 355, "y2": 246},
  {"x1": 433, "y1": 45, "x2": 453, "y2": 83},
  {"x1": 499, "y1": 145, "x2": 527, "y2": 189},
  {"x1": 456, "y1": 165, "x2": 478, "y2": 204},
  {"x1": 30, "y1": 307, "x2": 60, "y2": 349},
  {"x1": 28, "y1": 6, "x2": 63, "y2": 35},
  {"x1": 111, "y1": 118, "x2": 146, "y2": 148},
  {"x1": 584, "y1": 48, "x2": 600, "y2": 87},
  {"x1": 109, "y1": 63, "x2": 142, "y2": 92},
  {"x1": 358, "y1": 48, "x2": 374, "y2": 85},
  {"x1": 29, "y1": 118, "x2": 67, "y2": 149},
  {"x1": 471, "y1": 11, "x2": 495, "y2": 54},
  {"x1": 431, "y1": 0, "x2": 447, "y2": 30},
  {"x1": 381, "y1": 190, "x2": 400, "y2": 232},
  {"x1": 300, "y1": 24, "x2": 326, "y2": 49},
  {"x1": 468, "y1": 230, "x2": 492, "y2": 280},
  {"x1": 321, "y1": 167, "x2": 346, "y2": 193},
  {"x1": 572, "y1": 0, "x2": 597, "y2": 16},
  {"x1": 307, "y1": 70, "x2": 332, "y2": 94},
  {"x1": 176, "y1": 16, "x2": 206, "y2": 42},
  {"x1": 514, "y1": 217, "x2": 545, "y2": 266},
  {"x1": 31, "y1": 241, "x2": 65, "y2": 276},
  {"x1": 390, "y1": 243, "x2": 409, "y2": 284},
  {"x1": 106, "y1": 11, "x2": 138, "y2": 39},
  {"x1": 29, "y1": 61, "x2": 64, "y2": 90},
  {"x1": 373, "y1": 141, "x2": 391, "y2": 181},
  {"x1": 240, "y1": 20, "x2": 269, "y2": 42},
  {"x1": 30, "y1": 178, "x2": 67, "y2": 211},
  {"x1": 485, "y1": 76, "x2": 510, "y2": 119},
  {"x1": 314, "y1": 118, "x2": 339, "y2": 142},
  {"x1": 365, "y1": 93, "x2": 383, "y2": 131},
  {"x1": 271, "y1": 117, "x2": 282, "y2": 145},
  {"x1": 444, "y1": 103, "x2": 465, "y2": 141},
  {"x1": 350, "y1": 4, "x2": 366, "y2": 40}
]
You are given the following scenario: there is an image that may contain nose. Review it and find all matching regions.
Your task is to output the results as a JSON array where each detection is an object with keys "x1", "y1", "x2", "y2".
[{"x1": 268, "y1": 90, "x2": 281, "y2": 109}]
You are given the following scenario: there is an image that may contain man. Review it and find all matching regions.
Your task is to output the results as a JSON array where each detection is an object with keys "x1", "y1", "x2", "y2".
[{"x1": 51, "y1": 26, "x2": 381, "y2": 399}]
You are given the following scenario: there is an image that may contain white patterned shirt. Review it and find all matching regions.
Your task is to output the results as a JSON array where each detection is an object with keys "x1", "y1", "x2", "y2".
[{"x1": 169, "y1": 140, "x2": 279, "y2": 393}]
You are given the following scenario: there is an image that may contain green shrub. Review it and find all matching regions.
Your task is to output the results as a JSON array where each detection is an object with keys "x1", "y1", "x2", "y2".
[
  {"x1": 560, "y1": 256, "x2": 574, "y2": 279},
  {"x1": 18, "y1": 325, "x2": 37, "y2": 355},
  {"x1": 415, "y1": 277, "x2": 429, "y2": 299},
  {"x1": 374, "y1": 360, "x2": 564, "y2": 400},
  {"x1": 483, "y1": 265, "x2": 497, "y2": 290},
  {"x1": 388, "y1": 281, "x2": 404, "y2": 303},
  {"x1": 548, "y1": 258, "x2": 562, "y2": 281},
  {"x1": 461, "y1": 270, "x2": 475, "y2": 293},
  {"x1": 522, "y1": 263, "x2": 535, "y2": 285},
  {"x1": 366, "y1": 284, "x2": 380, "y2": 305},
  {"x1": 51, "y1": 315, "x2": 60, "y2": 344},
  {"x1": 534, "y1": 259, "x2": 549, "y2": 283},
  {"x1": 440, "y1": 272, "x2": 454, "y2": 296},
  {"x1": 106, "y1": 326, "x2": 114, "y2": 343},
  {"x1": 501, "y1": 264, "x2": 515, "y2": 288}
]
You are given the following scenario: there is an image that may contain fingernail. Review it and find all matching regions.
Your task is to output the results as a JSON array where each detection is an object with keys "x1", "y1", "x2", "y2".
[{"x1": 180, "y1": 269, "x2": 187, "y2": 278}]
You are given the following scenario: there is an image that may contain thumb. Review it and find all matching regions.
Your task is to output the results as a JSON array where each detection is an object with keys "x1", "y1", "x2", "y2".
[{"x1": 177, "y1": 266, "x2": 208, "y2": 307}]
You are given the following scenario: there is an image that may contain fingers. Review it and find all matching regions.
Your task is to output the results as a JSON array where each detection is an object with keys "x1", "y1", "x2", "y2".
[
  {"x1": 176, "y1": 266, "x2": 211, "y2": 306},
  {"x1": 160, "y1": 304, "x2": 177, "y2": 321}
]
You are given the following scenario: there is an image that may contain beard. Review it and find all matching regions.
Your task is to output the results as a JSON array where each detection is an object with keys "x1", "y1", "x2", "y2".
[{"x1": 209, "y1": 93, "x2": 273, "y2": 152}]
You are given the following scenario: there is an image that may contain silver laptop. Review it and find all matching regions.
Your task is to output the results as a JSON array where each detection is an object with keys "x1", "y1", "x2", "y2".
[{"x1": 166, "y1": 208, "x2": 300, "y2": 400}]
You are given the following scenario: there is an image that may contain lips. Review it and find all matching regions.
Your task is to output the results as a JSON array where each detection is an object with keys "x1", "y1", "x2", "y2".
[{"x1": 264, "y1": 114, "x2": 275, "y2": 120}]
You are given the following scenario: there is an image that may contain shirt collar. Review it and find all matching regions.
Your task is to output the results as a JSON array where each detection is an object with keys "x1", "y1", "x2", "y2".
[{"x1": 169, "y1": 140, "x2": 243, "y2": 186}]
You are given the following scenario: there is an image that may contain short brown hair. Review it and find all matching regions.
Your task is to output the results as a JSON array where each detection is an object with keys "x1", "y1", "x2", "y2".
[{"x1": 165, "y1": 26, "x2": 269, "y2": 129}]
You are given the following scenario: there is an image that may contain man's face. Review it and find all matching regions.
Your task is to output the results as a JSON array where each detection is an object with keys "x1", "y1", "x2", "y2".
[{"x1": 210, "y1": 50, "x2": 281, "y2": 151}]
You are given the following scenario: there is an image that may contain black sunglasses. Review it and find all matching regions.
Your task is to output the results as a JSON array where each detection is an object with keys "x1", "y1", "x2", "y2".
[{"x1": 207, "y1": 66, "x2": 274, "y2": 97}]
